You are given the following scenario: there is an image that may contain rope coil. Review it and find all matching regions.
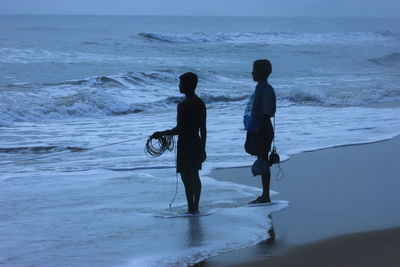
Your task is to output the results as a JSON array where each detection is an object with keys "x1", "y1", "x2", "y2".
[{"x1": 144, "y1": 135, "x2": 175, "y2": 158}]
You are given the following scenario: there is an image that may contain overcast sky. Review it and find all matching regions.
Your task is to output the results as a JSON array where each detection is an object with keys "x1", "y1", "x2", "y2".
[{"x1": 1, "y1": 0, "x2": 399, "y2": 17}]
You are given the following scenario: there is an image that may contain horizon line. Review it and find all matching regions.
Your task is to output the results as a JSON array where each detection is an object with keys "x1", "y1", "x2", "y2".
[{"x1": 0, "y1": 13, "x2": 399, "y2": 19}]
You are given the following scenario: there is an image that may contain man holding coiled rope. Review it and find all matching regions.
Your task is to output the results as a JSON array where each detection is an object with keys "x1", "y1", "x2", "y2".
[{"x1": 151, "y1": 72, "x2": 207, "y2": 214}]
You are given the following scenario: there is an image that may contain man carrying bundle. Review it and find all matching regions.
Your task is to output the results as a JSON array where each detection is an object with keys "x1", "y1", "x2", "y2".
[{"x1": 244, "y1": 59, "x2": 276, "y2": 204}]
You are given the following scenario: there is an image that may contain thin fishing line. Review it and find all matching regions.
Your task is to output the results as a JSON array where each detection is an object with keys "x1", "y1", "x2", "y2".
[
  {"x1": 272, "y1": 115, "x2": 284, "y2": 181},
  {"x1": 275, "y1": 163, "x2": 284, "y2": 181},
  {"x1": 143, "y1": 135, "x2": 178, "y2": 212},
  {"x1": 0, "y1": 138, "x2": 140, "y2": 166},
  {"x1": 169, "y1": 138, "x2": 179, "y2": 213},
  {"x1": 273, "y1": 116, "x2": 276, "y2": 148}
]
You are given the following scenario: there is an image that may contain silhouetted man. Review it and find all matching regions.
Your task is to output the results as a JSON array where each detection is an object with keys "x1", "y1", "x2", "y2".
[
  {"x1": 248, "y1": 59, "x2": 276, "y2": 204},
  {"x1": 152, "y1": 72, "x2": 207, "y2": 214}
]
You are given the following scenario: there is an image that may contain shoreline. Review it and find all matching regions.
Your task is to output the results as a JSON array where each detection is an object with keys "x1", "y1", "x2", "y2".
[
  {"x1": 201, "y1": 135, "x2": 400, "y2": 266},
  {"x1": 211, "y1": 133, "x2": 400, "y2": 171}
]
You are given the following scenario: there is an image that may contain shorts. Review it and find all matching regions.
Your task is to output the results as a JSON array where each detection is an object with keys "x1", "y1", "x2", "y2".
[
  {"x1": 257, "y1": 119, "x2": 274, "y2": 160},
  {"x1": 176, "y1": 135, "x2": 203, "y2": 173}
]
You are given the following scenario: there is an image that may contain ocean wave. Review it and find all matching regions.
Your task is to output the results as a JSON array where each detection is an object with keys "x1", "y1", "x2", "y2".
[
  {"x1": 162, "y1": 94, "x2": 249, "y2": 105},
  {"x1": 368, "y1": 52, "x2": 400, "y2": 67},
  {"x1": 0, "y1": 90, "x2": 248, "y2": 126},
  {"x1": 138, "y1": 31, "x2": 394, "y2": 45},
  {"x1": 81, "y1": 41, "x2": 101, "y2": 46},
  {"x1": 6, "y1": 77, "x2": 127, "y2": 90},
  {"x1": 1, "y1": 69, "x2": 242, "y2": 125},
  {"x1": 0, "y1": 90, "x2": 142, "y2": 126},
  {"x1": 45, "y1": 76, "x2": 127, "y2": 89},
  {"x1": 201, "y1": 94, "x2": 250, "y2": 104},
  {"x1": 279, "y1": 90, "x2": 323, "y2": 105},
  {"x1": 6, "y1": 70, "x2": 179, "y2": 90},
  {"x1": 3, "y1": 67, "x2": 399, "y2": 126},
  {"x1": 0, "y1": 146, "x2": 87, "y2": 154},
  {"x1": 279, "y1": 87, "x2": 400, "y2": 106},
  {"x1": 0, "y1": 47, "x2": 132, "y2": 64},
  {"x1": 4, "y1": 68, "x2": 228, "y2": 93}
]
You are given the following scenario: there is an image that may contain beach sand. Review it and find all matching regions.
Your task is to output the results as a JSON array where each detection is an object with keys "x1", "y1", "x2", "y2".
[
  {"x1": 236, "y1": 226, "x2": 400, "y2": 267},
  {"x1": 202, "y1": 136, "x2": 400, "y2": 266}
]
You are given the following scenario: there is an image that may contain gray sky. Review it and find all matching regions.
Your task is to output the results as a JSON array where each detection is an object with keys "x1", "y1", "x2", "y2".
[{"x1": 1, "y1": 0, "x2": 399, "y2": 17}]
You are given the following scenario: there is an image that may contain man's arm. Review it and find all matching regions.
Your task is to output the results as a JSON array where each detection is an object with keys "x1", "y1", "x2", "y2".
[
  {"x1": 200, "y1": 102, "x2": 207, "y2": 151},
  {"x1": 160, "y1": 126, "x2": 178, "y2": 136},
  {"x1": 251, "y1": 85, "x2": 264, "y2": 121},
  {"x1": 151, "y1": 103, "x2": 181, "y2": 137},
  {"x1": 199, "y1": 102, "x2": 207, "y2": 162},
  {"x1": 263, "y1": 86, "x2": 276, "y2": 117}
]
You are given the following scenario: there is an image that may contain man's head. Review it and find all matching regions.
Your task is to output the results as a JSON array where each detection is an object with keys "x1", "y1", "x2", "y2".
[
  {"x1": 252, "y1": 59, "x2": 272, "y2": 82},
  {"x1": 179, "y1": 72, "x2": 198, "y2": 94}
]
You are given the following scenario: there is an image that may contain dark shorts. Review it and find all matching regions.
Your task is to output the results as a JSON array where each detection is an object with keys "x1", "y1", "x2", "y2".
[
  {"x1": 257, "y1": 120, "x2": 274, "y2": 160},
  {"x1": 176, "y1": 135, "x2": 203, "y2": 173}
]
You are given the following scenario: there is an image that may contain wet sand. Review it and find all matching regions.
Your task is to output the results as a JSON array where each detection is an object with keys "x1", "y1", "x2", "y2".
[
  {"x1": 237, "y1": 227, "x2": 400, "y2": 267},
  {"x1": 202, "y1": 136, "x2": 400, "y2": 266}
]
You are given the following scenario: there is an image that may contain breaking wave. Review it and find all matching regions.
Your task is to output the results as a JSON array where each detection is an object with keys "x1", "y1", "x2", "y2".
[
  {"x1": 2, "y1": 64, "x2": 400, "y2": 126},
  {"x1": 0, "y1": 66, "x2": 250, "y2": 125},
  {"x1": 0, "y1": 90, "x2": 142, "y2": 126},
  {"x1": 368, "y1": 52, "x2": 400, "y2": 67},
  {"x1": 5, "y1": 70, "x2": 179, "y2": 90},
  {"x1": 278, "y1": 87, "x2": 400, "y2": 106},
  {"x1": 138, "y1": 30, "x2": 394, "y2": 45},
  {"x1": 0, "y1": 89, "x2": 250, "y2": 126},
  {"x1": 163, "y1": 94, "x2": 249, "y2": 105},
  {"x1": 279, "y1": 90, "x2": 324, "y2": 105}
]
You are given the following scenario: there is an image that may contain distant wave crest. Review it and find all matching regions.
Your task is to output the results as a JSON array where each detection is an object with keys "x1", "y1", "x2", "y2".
[
  {"x1": 368, "y1": 52, "x2": 400, "y2": 67},
  {"x1": 279, "y1": 87, "x2": 400, "y2": 106},
  {"x1": 0, "y1": 48, "x2": 132, "y2": 64},
  {"x1": 138, "y1": 31, "x2": 394, "y2": 45},
  {"x1": 0, "y1": 146, "x2": 87, "y2": 154}
]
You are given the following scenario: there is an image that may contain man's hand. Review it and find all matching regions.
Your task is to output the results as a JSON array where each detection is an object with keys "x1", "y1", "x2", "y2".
[{"x1": 151, "y1": 131, "x2": 162, "y2": 139}]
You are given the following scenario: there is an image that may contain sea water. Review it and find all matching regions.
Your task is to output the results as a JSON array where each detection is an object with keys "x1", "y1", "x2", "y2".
[{"x1": 0, "y1": 16, "x2": 400, "y2": 266}]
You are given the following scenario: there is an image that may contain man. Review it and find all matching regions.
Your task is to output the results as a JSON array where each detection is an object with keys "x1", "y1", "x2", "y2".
[
  {"x1": 151, "y1": 72, "x2": 207, "y2": 214},
  {"x1": 248, "y1": 59, "x2": 276, "y2": 204}
]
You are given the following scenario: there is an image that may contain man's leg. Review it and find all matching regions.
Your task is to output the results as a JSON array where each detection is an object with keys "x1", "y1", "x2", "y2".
[
  {"x1": 250, "y1": 125, "x2": 272, "y2": 204},
  {"x1": 260, "y1": 157, "x2": 271, "y2": 202},
  {"x1": 192, "y1": 170, "x2": 202, "y2": 213},
  {"x1": 260, "y1": 123, "x2": 273, "y2": 202},
  {"x1": 181, "y1": 171, "x2": 195, "y2": 213}
]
